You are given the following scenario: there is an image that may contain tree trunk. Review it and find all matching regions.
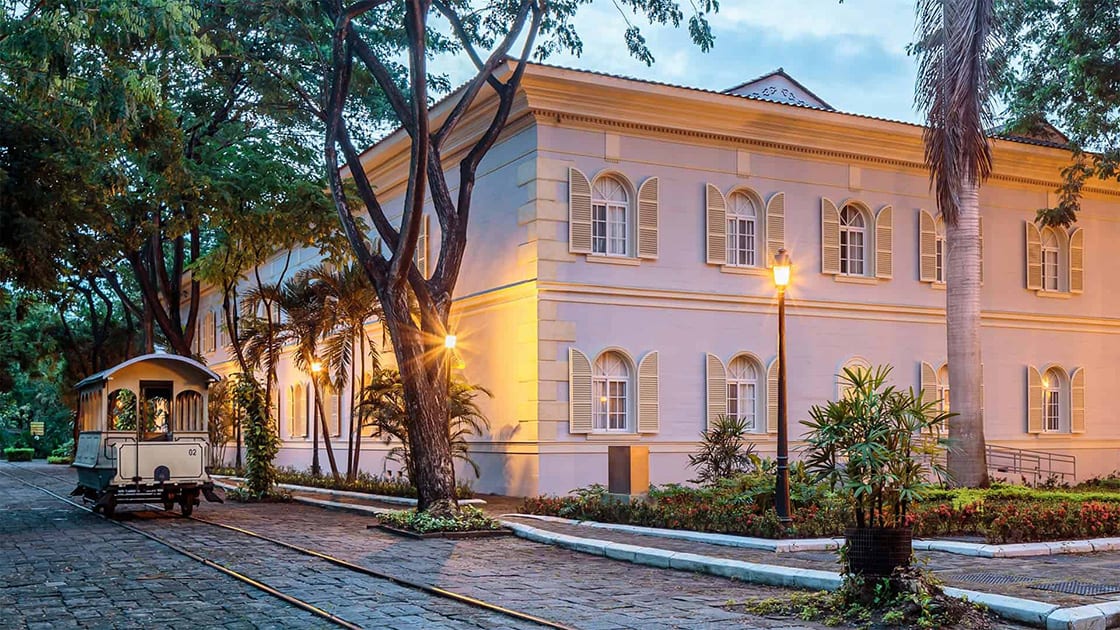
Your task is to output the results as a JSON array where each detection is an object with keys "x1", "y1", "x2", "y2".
[
  {"x1": 381, "y1": 293, "x2": 457, "y2": 515},
  {"x1": 346, "y1": 335, "x2": 357, "y2": 480},
  {"x1": 351, "y1": 333, "x2": 367, "y2": 478},
  {"x1": 311, "y1": 378, "x2": 341, "y2": 481},
  {"x1": 945, "y1": 180, "x2": 989, "y2": 488}
]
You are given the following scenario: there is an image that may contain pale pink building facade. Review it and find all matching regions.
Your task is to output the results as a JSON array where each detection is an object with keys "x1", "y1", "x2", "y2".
[{"x1": 195, "y1": 64, "x2": 1120, "y2": 496}]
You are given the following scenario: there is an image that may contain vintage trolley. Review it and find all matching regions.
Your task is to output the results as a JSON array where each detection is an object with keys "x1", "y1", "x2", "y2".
[{"x1": 72, "y1": 353, "x2": 224, "y2": 517}]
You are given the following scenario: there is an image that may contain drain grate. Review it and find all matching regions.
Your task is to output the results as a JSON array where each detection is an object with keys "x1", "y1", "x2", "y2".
[
  {"x1": 955, "y1": 572, "x2": 1034, "y2": 585},
  {"x1": 1029, "y1": 581, "x2": 1120, "y2": 596}
]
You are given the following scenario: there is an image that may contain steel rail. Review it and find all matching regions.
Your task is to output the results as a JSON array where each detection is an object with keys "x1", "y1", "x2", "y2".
[
  {"x1": 172, "y1": 511, "x2": 573, "y2": 630},
  {"x1": 0, "y1": 467, "x2": 362, "y2": 630},
  {"x1": 5, "y1": 465, "x2": 573, "y2": 630}
]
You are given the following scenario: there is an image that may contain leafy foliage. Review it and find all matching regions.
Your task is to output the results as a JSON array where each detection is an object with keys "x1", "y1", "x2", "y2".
[
  {"x1": 232, "y1": 375, "x2": 280, "y2": 499},
  {"x1": 377, "y1": 506, "x2": 501, "y2": 534},
  {"x1": 735, "y1": 567, "x2": 995, "y2": 629},
  {"x1": 1001, "y1": 0, "x2": 1120, "y2": 227},
  {"x1": 802, "y1": 366, "x2": 949, "y2": 529},
  {"x1": 688, "y1": 414, "x2": 760, "y2": 485}
]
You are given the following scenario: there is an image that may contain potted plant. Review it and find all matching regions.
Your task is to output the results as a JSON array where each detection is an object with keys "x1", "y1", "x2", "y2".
[{"x1": 803, "y1": 365, "x2": 949, "y2": 579}]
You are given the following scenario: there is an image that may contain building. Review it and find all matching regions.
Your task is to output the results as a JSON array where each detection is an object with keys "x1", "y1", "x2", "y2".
[{"x1": 193, "y1": 63, "x2": 1120, "y2": 496}]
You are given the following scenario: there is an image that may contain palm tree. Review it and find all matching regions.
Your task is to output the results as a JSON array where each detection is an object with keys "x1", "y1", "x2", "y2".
[
  {"x1": 300, "y1": 262, "x2": 382, "y2": 480},
  {"x1": 359, "y1": 367, "x2": 492, "y2": 482},
  {"x1": 915, "y1": 0, "x2": 1002, "y2": 487},
  {"x1": 238, "y1": 282, "x2": 285, "y2": 418},
  {"x1": 275, "y1": 276, "x2": 341, "y2": 481}
]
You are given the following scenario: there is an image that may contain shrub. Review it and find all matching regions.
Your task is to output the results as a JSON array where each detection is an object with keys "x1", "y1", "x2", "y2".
[
  {"x1": 378, "y1": 505, "x2": 502, "y2": 534},
  {"x1": 233, "y1": 376, "x2": 279, "y2": 499},
  {"x1": 4, "y1": 447, "x2": 33, "y2": 462},
  {"x1": 46, "y1": 455, "x2": 72, "y2": 465},
  {"x1": 688, "y1": 414, "x2": 759, "y2": 485},
  {"x1": 273, "y1": 467, "x2": 474, "y2": 500}
]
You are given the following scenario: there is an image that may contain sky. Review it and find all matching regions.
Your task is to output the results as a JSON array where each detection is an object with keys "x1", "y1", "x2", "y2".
[{"x1": 436, "y1": 1, "x2": 923, "y2": 124}]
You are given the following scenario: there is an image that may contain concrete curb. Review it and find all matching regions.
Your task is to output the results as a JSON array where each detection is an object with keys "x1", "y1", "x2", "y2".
[
  {"x1": 212, "y1": 479, "x2": 401, "y2": 516},
  {"x1": 502, "y1": 518, "x2": 1107, "y2": 629},
  {"x1": 211, "y1": 475, "x2": 485, "y2": 506},
  {"x1": 510, "y1": 513, "x2": 1119, "y2": 559}
]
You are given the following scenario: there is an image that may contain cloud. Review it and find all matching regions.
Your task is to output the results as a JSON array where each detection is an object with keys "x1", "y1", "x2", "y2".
[{"x1": 428, "y1": 1, "x2": 922, "y2": 123}]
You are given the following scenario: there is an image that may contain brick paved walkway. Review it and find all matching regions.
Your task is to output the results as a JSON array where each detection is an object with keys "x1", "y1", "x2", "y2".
[
  {"x1": 501, "y1": 516, "x2": 1120, "y2": 609},
  {"x1": 3, "y1": 462, "x2": 853, "y2": 629}
]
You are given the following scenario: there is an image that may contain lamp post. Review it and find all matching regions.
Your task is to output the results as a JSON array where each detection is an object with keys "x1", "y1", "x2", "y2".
[
  {"x1": 772, "y1": 248, "x2": 792, "y2": 526},
  {"x1": 311, "y1": 360, "x2": 323, "y2": 477}
]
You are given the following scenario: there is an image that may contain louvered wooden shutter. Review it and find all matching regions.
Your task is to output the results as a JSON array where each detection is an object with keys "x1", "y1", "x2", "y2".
[
  {"x1": 1071, "y1": 367, "x2": 1086, "y2": 433},
  {"x1": 821, "y1": 198, "x2": 841, "y2": 274},
  {"x1": 568, "y1": 348, "x2": 593, "y2": 434},
  {"x1": 705, "y1": 184, "x2": 726, "y2": 264},
  {"x1": 1069, "y1": 227, "x2": 1084, "y2": 294},
  {"x1": 875, "y1": 205, "x2": 893, "y2": 279},
  {"x1": 920, "y1": 362, "x2": 938, "y2": 406},
  {"x1": 329, "y1": 390, "x2": 340, "y2": 437},
  {"x1": 919, "y1": 210, "x2": 937, "y2": 282},
  {"x1": 638, "y1": 351, "x2": 659, "y2": 433},
  {"x1": 637, "y1": 177, "x2": 659, "y2": 259},
  {"x1": 1027, "y1": 366, "x2": 1043, "y2": 434},
  {"x1": 1025, "y1": 222, "x2": 1043, "y2": 290},
  {"x1": 766, "y1": 192, "x2": 785, "y2": 264},
  {"x1": 766, "y1": 358, "x2": 779, "y2": 433},
  {"x1": 569, "y1": 168, "x2": 593, "y2": 254},
  {"x1": 706, "y1": 353, "x2": 727, "y2": 431}
]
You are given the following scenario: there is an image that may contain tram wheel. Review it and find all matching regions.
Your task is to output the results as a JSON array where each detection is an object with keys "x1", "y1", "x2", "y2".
[
  {"x1": 180, "y1": 494, "x2": 195, "y2": 517},
  {"x1": 103, "y1": 499, "x2": 116, "y2": 519},
  {"x1": 163, "y1": 500, "x2": 175, "y2": 511}
]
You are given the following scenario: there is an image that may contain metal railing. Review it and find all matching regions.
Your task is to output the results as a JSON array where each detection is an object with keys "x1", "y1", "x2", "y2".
[{"x1": 986, "y1": 444, "x2": 1076, "y2": 484}]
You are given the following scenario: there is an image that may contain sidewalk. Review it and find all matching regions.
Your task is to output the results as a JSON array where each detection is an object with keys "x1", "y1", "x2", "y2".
[{"x1": 501, "y1": 515, "x2": 1120, "y2": 610}]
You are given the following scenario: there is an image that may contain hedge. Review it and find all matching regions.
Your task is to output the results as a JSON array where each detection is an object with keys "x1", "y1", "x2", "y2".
[
  {"x1": 3, "y1": 448, "x2": 34, "y2": 462},
  {"x1": 522, "y1": 478, "x2": 1120, "y2": 544}
]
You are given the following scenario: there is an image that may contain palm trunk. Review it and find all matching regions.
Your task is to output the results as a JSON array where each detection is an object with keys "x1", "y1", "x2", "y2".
[
  {"x1": 352, "y1": 333, "x2": 367, "y2": 477},
  {"x1": 945, "y1": 180, "x2": 989, "y2": 488},
  {"x1": 346, "y1": 335, "x2": 357, "y2": 480},
  {"x1": 311, "y1": 378, "x2": 341, "y2": 481}
]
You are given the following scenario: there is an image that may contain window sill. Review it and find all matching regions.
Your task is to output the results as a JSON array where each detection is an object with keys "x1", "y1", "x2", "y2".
[
  {"x1": 831, "y1": 274, "x2": 882, "y2": 285},
  {"x1": 583, "y1": 432, "x2": 645, "y2": 441},
  {"x1": 1034, "y1": 290, "x2": 1072, "y2": 299},
  {"x1": 586, "y1": 254, "x2": 640, "y2": 266},
  {"x1": 720, "y1": 265, "x2": 770, "y2": 277},
  {"x1": 928, "y1": 281, "x2": 946, "y2": 291}
]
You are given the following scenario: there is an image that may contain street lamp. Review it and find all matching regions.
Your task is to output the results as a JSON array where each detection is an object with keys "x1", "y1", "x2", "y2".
[
  {"x1": 311, "y1": 360, "x2": 323, "y2": 476},
  {"x1": 772, "y1": 248, "x2": 792, "y2": 526}
]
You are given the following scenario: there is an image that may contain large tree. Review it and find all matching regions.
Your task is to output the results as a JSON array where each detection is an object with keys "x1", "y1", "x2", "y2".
[
  {"x1": 320, "y1": 0, "x2": 718, "y2": 513},
  {"x1": 1000, "y1": 0, "x2": 1120, "y2": 227},
  {"x1": 914, "y1": 0, "x2": 1003, "y2": 487}
]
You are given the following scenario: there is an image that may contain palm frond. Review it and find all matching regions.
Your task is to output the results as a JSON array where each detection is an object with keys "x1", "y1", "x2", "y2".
[{"x1": 914, "y1": 0, "x2": 1002, "y2": 225}]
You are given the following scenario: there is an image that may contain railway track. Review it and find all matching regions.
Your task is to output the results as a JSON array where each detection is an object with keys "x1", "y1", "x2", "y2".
[{"x1": 1, "y1": 465, "x2": 573, "y2": 630}]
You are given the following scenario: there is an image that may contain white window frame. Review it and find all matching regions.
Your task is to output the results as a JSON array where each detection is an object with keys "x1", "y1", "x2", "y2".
[
  {"x1": 591, "y1": 177, "x2": 630, "y2": 257},
  {"x1": 839, "y1": 205, "x2": 868, "y2": 276},
  {"x1": 1043, "y1": 368, "x2": 1063, "y2": 432},
  {"x1": 725, "y1": 192, "x2": 759, "y2": 267},
  {"x1": 935, "y1": 220, "x2": 946, "y2": 284},
  {"x1": 1041, "y1": 228, "x2": 1060, "y2": 292},
  {"x1": 937, "y1": 364, "x2": 950, "y2": 412},
  {"x1": 726, "y1": 355, "x2": 760, "y2": 431},
  {"x1": 592, "y1": 352, "x2": 631, "y2": 432}
]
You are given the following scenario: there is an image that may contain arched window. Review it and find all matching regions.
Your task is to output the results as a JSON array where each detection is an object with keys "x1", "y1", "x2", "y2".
[
  {"x1": 726, "y1": 192, "x2": 759, "y2": 267},
  {"x1": 937, "y1": 364, "x2": 950, "y2": 412},
  {"x1": 174, "y1": 391, "x2": 205, "y2": 432},
  {"x1": 935, "y1": 219, "x2": 947, "y2": 283},
  {"x1": 593, "y1": 351, "x2": 631, "y2": 431},
  {"x1": 839, "y1": 357, "x2": 872, "y2": 399},
  {"x1": 291, "y1": 383, "x2": 307, "y2": 438},
  {"x1": 727, "y1": 355, "x2": 761, "y2": 430},
  {"x1": 592, "y1": 176, "x2": 629, "y2": 256},
  {"x1": 839, "y1": 204, "x2": 867, "y2": 276},
  {"x1": 108, "y1": 389, "x2": 138, "y2": 431},
  {"x1": 1041, "y1": 228, "x2": 1061, "y2": 291},
  {"x1": 1043, "y1": 367, "x2": 1064, "y2": 432}
]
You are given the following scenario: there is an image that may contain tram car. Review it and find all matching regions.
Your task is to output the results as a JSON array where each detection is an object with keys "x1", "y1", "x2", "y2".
[{"x1": 71, "y1": 353, "x2": 224, "y2": 517}]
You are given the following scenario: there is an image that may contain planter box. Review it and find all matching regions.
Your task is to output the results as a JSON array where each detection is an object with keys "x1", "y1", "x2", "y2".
[
  {"x1": 3, "y1": 448, "x2": 33, "y2": 462},
  {"x1": 846, "y1": 526, "x2": 912, "y2": 578},
  {"x1": 370, "y1": 523, "x2": 513, "y2": 540}
]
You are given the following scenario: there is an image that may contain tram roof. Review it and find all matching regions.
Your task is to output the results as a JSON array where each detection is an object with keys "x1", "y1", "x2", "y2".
[{"x1": 75, "y1": 353, "x2": 221, "y2": 390}]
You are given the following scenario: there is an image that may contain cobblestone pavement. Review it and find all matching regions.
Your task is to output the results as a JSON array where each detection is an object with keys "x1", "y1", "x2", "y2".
[
  {"x1": 3, "y1": 463, "x2": 850, "y2": 629},
  {"x1": 500, "y1": 516, "x2": 1120, "y2": 609}
]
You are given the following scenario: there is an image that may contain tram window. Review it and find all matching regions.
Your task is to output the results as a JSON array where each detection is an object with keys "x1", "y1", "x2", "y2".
[
  {"x1": 140, "y1": 381, "x2": 173, "y2": 440},
  {"x1": 107, "y1": 389, "x2": 138, "y2": 431}
]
